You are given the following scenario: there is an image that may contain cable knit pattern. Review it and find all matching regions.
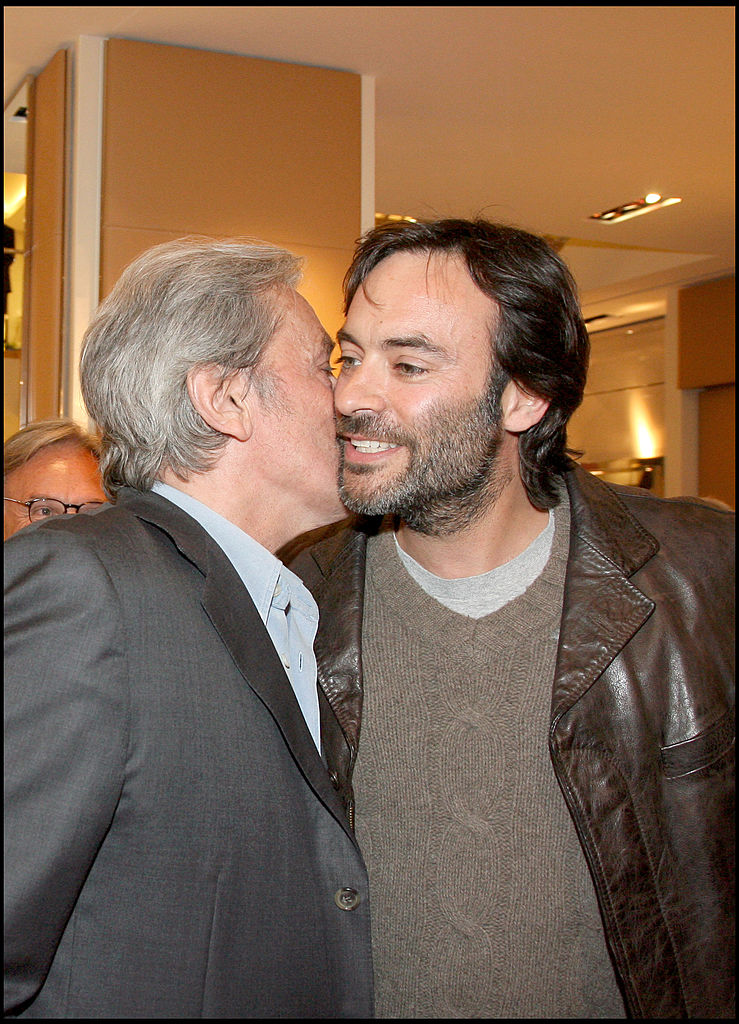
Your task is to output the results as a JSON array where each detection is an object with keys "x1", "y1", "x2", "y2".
[{"x1": 353, "y1": 498, "x2": 626, "y2": 1018}]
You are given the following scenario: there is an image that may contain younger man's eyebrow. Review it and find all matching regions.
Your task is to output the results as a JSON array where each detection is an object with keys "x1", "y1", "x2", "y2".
[
  {"x1": 336, "y1": 328, "x2": 355, "y2": 348},
  {"x1": 336, "y1": 327, "x2": 446, "y2": 357},
  {"x1": 382, "y1": 334, "x2": 446, "y2": 357}
]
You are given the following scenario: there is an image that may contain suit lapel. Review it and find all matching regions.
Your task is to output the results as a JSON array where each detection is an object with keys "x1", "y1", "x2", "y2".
[
  {"x1": 311, "y1": 526, "x2": 370, "y2": 754},
  {"x1": 118, "y1": 488, "x2": 354, "y2": 837}
]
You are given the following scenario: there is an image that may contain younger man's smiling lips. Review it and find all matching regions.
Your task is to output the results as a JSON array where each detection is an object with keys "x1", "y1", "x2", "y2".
[{"x1": 342, "y1": 436, "x2": 402, "y2": 460}]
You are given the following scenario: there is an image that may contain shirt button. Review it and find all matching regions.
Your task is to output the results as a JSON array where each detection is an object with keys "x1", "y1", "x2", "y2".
[
  {"x1": 334, "y1": 887, "x2": 361, "y2": 911},
  {"x1": 329, "y1": 771, "x2": 341, "y2": 790}
]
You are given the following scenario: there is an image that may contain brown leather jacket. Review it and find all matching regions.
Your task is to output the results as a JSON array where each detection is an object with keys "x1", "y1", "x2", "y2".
[{"x1": 291, "y1": 465, "x2": 735, "y2": 1018}]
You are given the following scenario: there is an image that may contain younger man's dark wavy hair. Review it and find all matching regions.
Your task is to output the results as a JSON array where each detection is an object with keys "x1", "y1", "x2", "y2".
[{"x1": 343, "y1": 218, "x2": 590, "y2": 510}]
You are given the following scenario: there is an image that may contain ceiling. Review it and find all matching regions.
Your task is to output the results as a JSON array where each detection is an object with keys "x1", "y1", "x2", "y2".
[{"x1": 3, "y1": 6, "x2": 735, "y2": 323}]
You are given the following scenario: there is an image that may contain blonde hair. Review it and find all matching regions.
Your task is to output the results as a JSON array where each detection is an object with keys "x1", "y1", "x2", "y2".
[{"x1": 4, "y1": 418, "x2": 100, "y2": 481}]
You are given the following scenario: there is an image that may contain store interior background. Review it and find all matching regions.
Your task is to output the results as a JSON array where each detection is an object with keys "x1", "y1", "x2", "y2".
[{"x1": 4, "y1": 7, "x2": 734, "y2": 508}]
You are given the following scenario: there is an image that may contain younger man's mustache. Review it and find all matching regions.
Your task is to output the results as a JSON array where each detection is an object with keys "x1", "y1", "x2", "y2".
[{"x1": 335, "y1": 413, "x2": 416, "y2": 449}]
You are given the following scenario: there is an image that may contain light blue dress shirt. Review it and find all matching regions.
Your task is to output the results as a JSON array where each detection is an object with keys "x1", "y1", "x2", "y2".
[{"x1": 152, "y1": 481, "x2": 321, "y2": 752}]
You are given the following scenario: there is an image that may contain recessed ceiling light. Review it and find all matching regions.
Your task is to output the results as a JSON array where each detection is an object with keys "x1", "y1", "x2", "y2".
[{"x1": 589, "y1": 194, "x2": 681, "y2": 224}]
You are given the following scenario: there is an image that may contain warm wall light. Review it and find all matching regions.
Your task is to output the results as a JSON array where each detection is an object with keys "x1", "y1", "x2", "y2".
[
  {"x1": 4, "y1": 174, "x2": 26, "y2": 220},
  {"x1": 375, "y1": 212, "x2": 418, "y2": 225},
  {"x1": 590, "y1": 194, "x2": 681, "y2": 224},
  {"x1": 631, "y1": 393, "x2": 661, "y2": 459}
]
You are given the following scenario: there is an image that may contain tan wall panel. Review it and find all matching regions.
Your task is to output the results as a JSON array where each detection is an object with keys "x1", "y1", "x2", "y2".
[
  {"x1": 278, "y1": 241, "x2": 355, "y2": 343},
  {"x1": 698, "y1": 383, "x2": 735, "y2": 508},
  {"x1": 4, "y1": 352, "x2": 22, "y2": 439},
  {"x1": 100, "y1": 40, "x2": 362, "y2": 354},
  {"x1": 101, "y1": 226, "x2": 354, "y2": 342},
  {"x1": 678, "y1": 275, "x2": 735, "y2": 389},
  {"x1": 25, "y1": 234, "x2": 65, "y2": 419},
  {"x1": 100, "y1": 226, "x2": 200, "y2": 299},
  {"x1": 28, "y1": 53, "x2": 66, "y2": 249},
  {"x1": 25, "y1": 48, "x2": 67, "y2": 421},
  {"x1": 102, "y1": 40, "x2": 361, "y2": 248}
]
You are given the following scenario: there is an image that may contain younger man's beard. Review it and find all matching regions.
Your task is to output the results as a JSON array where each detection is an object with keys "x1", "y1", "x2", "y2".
[{"x1": 337, "y1": 370, "x2": 511, "y2": 537}]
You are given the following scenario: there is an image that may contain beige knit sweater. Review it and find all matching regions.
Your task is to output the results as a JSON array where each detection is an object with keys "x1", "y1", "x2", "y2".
[{"x1": 353, "y1": 499, "x2": 625, "y2": 1018}]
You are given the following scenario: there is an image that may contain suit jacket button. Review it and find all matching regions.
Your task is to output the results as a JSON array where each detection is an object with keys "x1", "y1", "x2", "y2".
[{"x1": 334, "y1": 887, "x2": 360, "y2": 911}]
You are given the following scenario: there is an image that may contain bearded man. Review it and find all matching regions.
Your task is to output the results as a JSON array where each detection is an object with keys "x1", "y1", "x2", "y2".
[{"x1": 291, "y1": 218, "x2": 735, "y2": 1019}]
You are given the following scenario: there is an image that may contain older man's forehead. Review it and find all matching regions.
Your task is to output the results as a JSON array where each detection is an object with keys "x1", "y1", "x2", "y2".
[{"x1": 269, "y1": 289, "x2": 333, "y2": 358}]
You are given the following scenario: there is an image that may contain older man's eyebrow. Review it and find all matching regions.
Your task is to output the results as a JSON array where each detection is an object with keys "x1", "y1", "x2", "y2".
[
  {"x1": 336, "y1": 328, "x2": 447, "y2": 357},
  {"x1": 321, "y1": 331, "x2": 334, "y2": 358}
]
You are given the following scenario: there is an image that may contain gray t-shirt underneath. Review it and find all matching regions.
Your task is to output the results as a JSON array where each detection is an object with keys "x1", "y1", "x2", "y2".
[{"x1": 394, "y1": 510, "x2": 554, "y2": 617}]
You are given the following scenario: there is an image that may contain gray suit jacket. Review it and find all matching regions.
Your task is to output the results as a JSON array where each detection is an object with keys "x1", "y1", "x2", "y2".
[{"x1": 4, "y1": 488, "x2": 374, "y2": 1018}]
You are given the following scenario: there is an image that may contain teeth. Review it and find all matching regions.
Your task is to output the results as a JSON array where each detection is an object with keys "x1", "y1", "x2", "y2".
[{"x1": 351, "y1": 439, "x2": 398, "y2": 453}]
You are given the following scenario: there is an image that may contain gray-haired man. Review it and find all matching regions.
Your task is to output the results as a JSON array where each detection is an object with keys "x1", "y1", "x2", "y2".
[{"x1": 4, "y1": 239, "x2": 373, "y2": 1018}]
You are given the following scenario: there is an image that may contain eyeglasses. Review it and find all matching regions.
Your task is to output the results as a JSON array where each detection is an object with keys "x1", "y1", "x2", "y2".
[{"x1": 3, "y1": 496, "x2": 105, "y2": 523}]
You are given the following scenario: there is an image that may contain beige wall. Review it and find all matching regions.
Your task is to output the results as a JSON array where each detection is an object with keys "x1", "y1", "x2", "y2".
[
  {"x1": 3, "y1": 351, "x2": 22, "y2": 438},
  {"x1": 698, "y1": 384, "x2": 735, "y2": 507},
  {"x1": 100, "y1": 40, "x2": 362, "y2": 341},
  {"x1": 23, "y1": 48, "x2": 67, "y2": 422},
  {"x1": 3, "y1": 198, "x2": 25, "y2": 439},
  {"x1": 678, "y1": 276, "x2": 735, "y2": 390},
  {"x1": 678, "y1": 275, "x2": 735, "y2": 507}
]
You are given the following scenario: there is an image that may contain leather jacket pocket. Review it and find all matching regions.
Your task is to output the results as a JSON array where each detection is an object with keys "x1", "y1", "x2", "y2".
[{"x1": 660, "y1": 710, "x2": 735, "y2": 778}]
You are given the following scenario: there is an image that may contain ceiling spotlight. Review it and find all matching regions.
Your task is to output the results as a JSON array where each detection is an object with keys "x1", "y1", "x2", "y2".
[{"x1": 590, "y1": 194, "x2": 681, "y2": 224}]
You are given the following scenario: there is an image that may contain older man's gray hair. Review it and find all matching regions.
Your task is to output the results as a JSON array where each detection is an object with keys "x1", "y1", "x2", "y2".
[{"x1": 80, "y1": 237, "x2": 303, "y2": 495}]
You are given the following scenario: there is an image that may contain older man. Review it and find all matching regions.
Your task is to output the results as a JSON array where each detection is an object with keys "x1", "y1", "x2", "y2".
[{"x1": 4, "y1": 239, "x2": 373, "y2": 1018}]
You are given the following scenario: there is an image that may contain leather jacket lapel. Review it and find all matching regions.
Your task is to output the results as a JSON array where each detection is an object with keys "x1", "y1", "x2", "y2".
[
  {"x1": 552, "y1": 468, "x2": 658, "y2": 725},
  {"x1": 311, "y1": 525, "x2": 370, "y2": 756}
]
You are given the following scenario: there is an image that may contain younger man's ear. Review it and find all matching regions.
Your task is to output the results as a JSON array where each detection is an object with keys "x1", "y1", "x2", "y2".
[
  {"x1": 500, "y1": 380, "x2": 549, "y2": 433},
  {"x1": 187, "y1": 365, "x2": 254, "y2": 442}
]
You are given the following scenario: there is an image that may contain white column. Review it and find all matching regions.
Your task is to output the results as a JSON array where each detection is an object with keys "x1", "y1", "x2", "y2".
[
  {"x1": 360, "y1": 75, "x2": 376, "y2": 236},
  {"x1": 62, "y1": 35, "x2": 105, "y2": 428},
  {"x1": 663, "y1": 286, "x2": 700, "y2": 496}
]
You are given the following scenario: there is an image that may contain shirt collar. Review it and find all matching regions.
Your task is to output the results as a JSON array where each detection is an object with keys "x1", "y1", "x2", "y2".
[{"x1": 152, "y1": 480, "x2": 301, "y2": 622}]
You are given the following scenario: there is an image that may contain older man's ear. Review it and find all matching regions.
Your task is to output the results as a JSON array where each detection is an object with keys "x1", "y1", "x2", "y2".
[{"x1": 186, "y1": 366, "x2": 254, "y2": 442}]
